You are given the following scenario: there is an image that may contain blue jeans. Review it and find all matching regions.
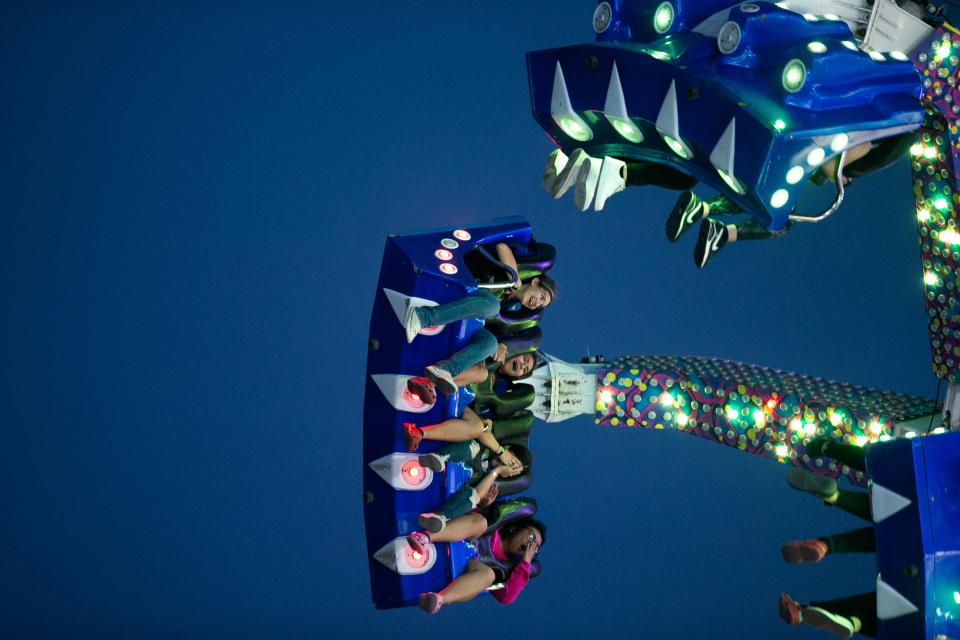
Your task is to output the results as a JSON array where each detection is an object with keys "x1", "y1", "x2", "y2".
[
  {"x1": 435, "y1": 441, "x2": 482, "y2": 519},
  {"x1": 435, "y1": 329, "x2": 498, "y2": 378},
  {"x1": 415, "y1": 289, "x2": 501, "y2": 327}
]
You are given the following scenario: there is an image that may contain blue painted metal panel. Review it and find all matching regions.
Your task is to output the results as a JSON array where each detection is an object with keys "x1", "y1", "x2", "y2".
[
  {"x1": 866, "y1": 431, "x2": 960, "y2": 639},
  {"x1": 527, "y1": 1, "x2": 922, "y2": 230}
]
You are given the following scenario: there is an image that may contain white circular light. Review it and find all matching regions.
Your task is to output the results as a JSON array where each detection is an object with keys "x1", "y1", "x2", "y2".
[
  {"x1": 434, "y1": 249, "x2": 453, "y2": 260},
  {"x1": 842, "y1": 40, "x2": 858, "y2": 51},
  {"x1": 782, "y1": 59, "x2": 806, "y2": 93},
  {"x1": 889, "y1": 51, "x2": 908, "y2": 61},
  {"x1": 786, "y1": 166, "x2": 805, "y2": 184},
  {"x1": 453, "y1": 229, "x2": 471, "y2": 241},
  {"x1": 661, "y1": 132, "x2": 693, "y2": 159},
  {"x1": 869, "y1": 51, "x2": 885, "y2": 61},
  {"x1": 770, "y1": 189, "x2": 789, "y2": 208},
  {"x1": 807, "y1": 41, "x2": 827, "y2": 53},
  {"x1": 717, "y1": 21, "x2": 741, "y2": 54},
  {"x1": 830, "y1": 133, "x2": 849, "y2": 152},
  {"x1": 806, "y1": 147, "x2": 825, "y2": 166},
  {"x1": 593, "y1": 1, "x2": 613, "y2": 33},
  {"x1": 439, "y1": 263, "x2": 458, "y2": 275}
]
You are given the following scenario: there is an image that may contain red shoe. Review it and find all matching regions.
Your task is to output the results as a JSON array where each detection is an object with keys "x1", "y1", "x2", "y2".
[
  {"x1": 781, "y1": 539, "x2": 829, "y2": 564},
  {"x1": 403, "y1": 423, "x2": 424, "y2": 452},
  {"x1": 406, "y1": 376, "x2": 436, "y2": 405},
  {"x1": 778, "y1": 593, "x2": 802, "y2": 626}
]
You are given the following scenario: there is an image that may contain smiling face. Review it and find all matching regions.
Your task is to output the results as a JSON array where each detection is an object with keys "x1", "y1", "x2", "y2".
[
  {"x1": 504, "y1": 525, "x2": 543, "y2": 558},
  {"x1": 515, "y1": 278, "x2": 553, "y2": 311},
  {"x1": 500, "y1": 352, "x2": 535, "y2": 378}
]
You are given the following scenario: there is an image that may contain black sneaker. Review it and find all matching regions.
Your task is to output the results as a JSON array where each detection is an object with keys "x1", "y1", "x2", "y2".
[
  {"x1": 693, "y1": 219, "x2": 728, "y2": 269},
  {"x1": 666, "y1": 191, "x2": 704, "y2": 242}
]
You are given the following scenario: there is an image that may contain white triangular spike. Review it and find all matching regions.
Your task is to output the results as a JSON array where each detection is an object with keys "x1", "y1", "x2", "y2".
[
  {"x1": 709, "y1": 118, "x2": 737, "y2": 175},
  {"x1": 876, "y1": 576, "x2": 919, "y2": 620},
  {"x1": 368, "y1": 453, "x2": 396, "y2": 487},
  {"x1": 373, "y1": 539, "x2": 399, "y2": 572},
  {"x1": 551, "y1": 61, "x2": 574, "y2": 118},
  {"x1": 382, "y1": 288, "x2": 438, "y2": 328},
  {"x1": 604, "y1": 62, "x2": 629, "y2": 118},
  {"x1": 870, "y1": 481, "x2": 912, "y2": 523},
  {"x1": 371, "y1": 374, "x2": 433, "y2": 413},
  {"x1": 655, "y1": 80, "x2": 680, "y2": 139}
]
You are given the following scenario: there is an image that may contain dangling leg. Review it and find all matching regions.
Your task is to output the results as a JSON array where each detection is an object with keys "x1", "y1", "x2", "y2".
[
  {"x1": 405, "y1": 289, "x2": 500, "y2": 343},
  {"x1": 419, "y1": 559, "x2": 497, "y2": 614},
  {"x1": 694, "y1": 217, "x2": 789, "y2": 269},
  {"x1": 667, "y1": 193, "x2": 741, "y2": 243},
  {"x1": 807, "y1": 437, "x2": 867, "y2": 472},
  {"x1": 424, "y1": 330, "x2": 498, "y2": 395},
  {"x1": 781, "y1": 526, "x2": 875, "y2": 564},
  {"x1": 405, "y1": 407, "x2": 490, "y2": 451},
  {"x1": 780, "y1": 592, "x2": 877, "y2": 638}
]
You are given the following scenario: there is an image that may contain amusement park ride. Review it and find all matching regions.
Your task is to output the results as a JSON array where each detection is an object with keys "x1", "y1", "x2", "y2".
[{"x1": 363, "y1": 2, "x2": 960, "y2": 638}]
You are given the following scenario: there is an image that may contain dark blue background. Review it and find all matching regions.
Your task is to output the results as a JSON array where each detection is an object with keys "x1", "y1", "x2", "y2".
[{"x1": 2, "y1": 2, "x2": 942, "y2": 638}]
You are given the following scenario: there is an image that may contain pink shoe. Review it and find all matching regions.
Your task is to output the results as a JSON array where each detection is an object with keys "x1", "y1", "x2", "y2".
[
  {"x1": 406, "y1": 377, "x2": 436, "y2": 405},
  {"x1": 779, "y1": 593, "x2": 802, "y2": 626},
  {"x1": 406, "y1": 531, "x2": 430, "y2": 553},
  {"x1": 781, "y1": 539, "x2": 829, "y2": 564},
  {"x1": 419, "y1": 592, "x2": 443, "y2": 614}
]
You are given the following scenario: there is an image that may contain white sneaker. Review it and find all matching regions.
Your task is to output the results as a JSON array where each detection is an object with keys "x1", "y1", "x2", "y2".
[
  {"x1": 417, "y1": 512, "x2": 448, "y2": 534},
  {"x1": 551, "y1": 148, "x2": 590, "y2": 198},
  {"x1": 541, "y1": 149, "x2": 568, "y2": 193},
  {"x1": 573, "y1": 157, "x2": 603, "y2": 211},
  {"x1": 403, "y1": 302, "x2": 422, "y2": 343},
  {"x1": 592, "y1": 157, "x2": 626, "y2": 211},
  {"x1": 425, "y1": 365, "x2": 458, "y2": 395},
  {"x1": 802, "y1": 607, "x2": 856, "y2": 639}
]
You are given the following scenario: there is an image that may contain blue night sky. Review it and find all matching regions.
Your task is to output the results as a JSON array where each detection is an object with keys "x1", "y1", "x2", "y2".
[{"x1": 3, "y1": 2, "x2": 946, "y2": 638}]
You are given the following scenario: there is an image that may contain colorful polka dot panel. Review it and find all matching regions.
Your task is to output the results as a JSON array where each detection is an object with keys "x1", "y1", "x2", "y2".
[{"x1": 594, "y1": 356, "x2": 940, "y2": 488}]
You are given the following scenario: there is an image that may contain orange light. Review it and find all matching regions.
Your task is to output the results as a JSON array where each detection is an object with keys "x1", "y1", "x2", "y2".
[
  {"x1": 401, "y1": 387, "x2": 429, "y2": 409},
  {"x1": 439, "y1": 263, "x2": 458, "y2": 275},
  {"x1": 767, "y1": 399, "x2": 777, "y2": 409},
  {"x1": 412, "y1": 551, "x2": 422, "y2": 560},
  {"x1": 409, "y1": 466, "x2": 420, "y2": 477},
  {"x1": 435, "y1": 249, "x2": 453, "y2": 260},
  {"x1": 400, "y1": 459, "x2": 428, "y2": 487},
  {"x1": 453, "y1": 229, "x2": 471, "y2": 241}
]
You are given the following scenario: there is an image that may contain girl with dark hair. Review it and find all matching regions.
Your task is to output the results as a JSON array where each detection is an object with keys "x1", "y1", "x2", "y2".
[{"x1": 409, "y1": 515, "x2": 546, "y2": 614}]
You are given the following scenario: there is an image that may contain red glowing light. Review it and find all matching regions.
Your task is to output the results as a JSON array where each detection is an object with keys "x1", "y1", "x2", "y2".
[
  {"x1": 404, "y1": 544, "x2": 430, "y2": 569},
  {"x1": 401, "y1": 387, "x2": 429, "y2": 410},
  {"x1": 400, "y1": 459, "x2": 428, "y2": 487}
]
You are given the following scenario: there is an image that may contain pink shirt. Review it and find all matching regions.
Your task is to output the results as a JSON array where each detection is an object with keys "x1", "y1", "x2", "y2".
[{"x1": 487, "y1": 528, "x2": 531, "y2": 605}]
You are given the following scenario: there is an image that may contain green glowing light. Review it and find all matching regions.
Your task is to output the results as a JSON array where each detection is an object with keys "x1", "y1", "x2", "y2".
[
  {"x1": 718, "y1": 168, "x2": 746, "y2": 195},
  {"x1": 854, "y1": 436, "x2": 868, "y2": 447},
  {"x1": 938, "y1": 42, "x2": 952, "y2": 59},
  {"x1": 556, "y1": 116, "x2": 592, "y2": 142},
  {"x1": 773, "y1": 119, "x2": 786, "y2": 131},
  {"x1": 654, "y1": 2, "x2": 674, "y2": 33},
  {"x1": 782, "y1": 60, "x2": 806, "y2": 92},
  {"x1": 647, "y1": 49, "x2": 672, "y2": 61},
  {"x1": 940, "y1": 229, "x2": 960, "y2": 245},
  {"x1": 918, "y1": 209, "x2": 931, "y2": 222},
  {"x1": 661, "y1": 133, "x2": 692, "y2": 159},
  {"x1": 726, "y1": 406, "x2": 739, "y2": 421},
  {"x1": 911, "y1": 143, "x2": 923, "y2": 156},
  {"x1": 953, "y1": 591, "x2": 960, "y2": 605},
  {"x1": 677, "y1": 412, "x2": 689, "y2": 426},
  {"x1": 609, "y1": 116, "x2": 643, "y2": 143},
  {"x1": 935, "y1": 197, "x2": 950, "y2": 211},
  {"x1": 770, "y1": 189, "x2": 789, "y2": 208},
  {"x1": 807, "y1": 41, "x2": 827, "y2": 54},
  {"x1": 925, "y1": 271, "x2": 939, "y2": 286}
]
